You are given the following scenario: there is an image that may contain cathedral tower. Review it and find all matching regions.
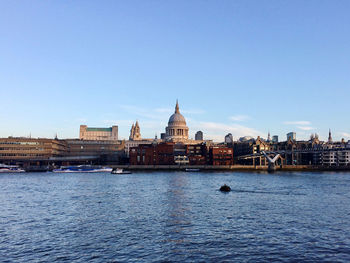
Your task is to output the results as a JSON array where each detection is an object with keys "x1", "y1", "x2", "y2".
[{"x1": 129, "y1": 121, "x2": 141, "y2": 140}]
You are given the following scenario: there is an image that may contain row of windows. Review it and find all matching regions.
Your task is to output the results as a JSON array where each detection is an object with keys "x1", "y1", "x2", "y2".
[
  {"x1": 188, "y1": 150, "x2": 203, "y2": 154},
  {"x1": 0, "y1": 153, "x2": 45, "y2": 157},
  {"x1": 0, "y1": 148, "x2": 45, "y2": 151},
  {"x1": 213, "y1": 154, "x2": 234, "y2": 158},
  {"x1": 188, "y1": 146, "x2": 202, "y2": 149},
  {"x1": 215, "y1": 150, "x2": 232, "y2": 154},
  {"x1": 0, "y1": 142, "x2": 40, "y2": 145}
]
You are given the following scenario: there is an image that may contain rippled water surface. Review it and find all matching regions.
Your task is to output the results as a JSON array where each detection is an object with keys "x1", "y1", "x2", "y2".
[{"x1": 1, "y1": 171, "x2": 350, "y2": 262}]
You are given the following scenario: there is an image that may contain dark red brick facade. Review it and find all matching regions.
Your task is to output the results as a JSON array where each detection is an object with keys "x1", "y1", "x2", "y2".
[
  {"x1": 209, "y1": 146, "x2": 234, "y2": 165},
  {"x1": 130, "y1": 143, "x2": 234, "y2": 166},
  {"x1": 186, "y1": 144, "x2": 207, "y2": 165},
  {"x1": 129, "y1": 143, "x2": 175, "y2": 165}
]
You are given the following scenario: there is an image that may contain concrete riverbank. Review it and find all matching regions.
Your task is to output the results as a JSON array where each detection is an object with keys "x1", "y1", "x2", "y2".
[{"x1": 110, "y1": 165, "x2": 350, "y2": 172}]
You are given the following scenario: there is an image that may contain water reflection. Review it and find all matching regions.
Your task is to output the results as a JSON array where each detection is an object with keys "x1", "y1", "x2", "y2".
[{"x1": 162, "y1": 172, "x2": 192, "y2": 246}]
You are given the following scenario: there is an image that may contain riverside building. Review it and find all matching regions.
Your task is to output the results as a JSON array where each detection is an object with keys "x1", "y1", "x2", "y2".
[
  {"x1": 0, "y1": 136, "x2": 126, "y2": 165},
  {"x1": 0, "y1": 137, "x2": 68, "y2": 162},
  {"x1": 233, "y1": 136, "x2": 271, "y2": 166},
  {"x1": 129, "y1": 142, "x2": 233, "y2": 166},
  {"x1": 65, "y1": 139, "x2": 125, "y2": 164}
]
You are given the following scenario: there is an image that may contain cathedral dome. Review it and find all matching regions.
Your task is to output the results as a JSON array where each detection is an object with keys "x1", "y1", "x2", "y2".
[
  {"x1": 165, "y1": 100, "x2": 189, "y2": 141},
  {"x1": 168, "y1": 100, "x2": 186, "y2": 126},
  {"x1": 168, "y1": 113, "x2": 186, "y2": 126}
]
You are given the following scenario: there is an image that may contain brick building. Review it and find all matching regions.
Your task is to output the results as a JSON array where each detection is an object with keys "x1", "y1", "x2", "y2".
[
  {"x1": 129, "y1": 143, "x2": 175, "y2": 165},
  {"x1": 129, "y1": 142, "x2": 233, "y2": 166},
  {"x1": 209, "y1": 146, "x2": 233, "y2": 165},
  {"x1": 186, "y1": 144, "x2": 207, "y2": 165}
]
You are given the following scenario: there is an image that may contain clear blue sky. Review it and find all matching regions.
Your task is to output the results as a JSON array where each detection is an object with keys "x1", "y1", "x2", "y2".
[{"x1": 1, "y1": 0, "x2": 349, "y2": 142}]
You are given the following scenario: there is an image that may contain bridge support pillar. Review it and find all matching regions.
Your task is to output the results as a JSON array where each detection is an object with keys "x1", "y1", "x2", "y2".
[{"x1": 268, "y1": 162, "x2": 276, "y2": 173}]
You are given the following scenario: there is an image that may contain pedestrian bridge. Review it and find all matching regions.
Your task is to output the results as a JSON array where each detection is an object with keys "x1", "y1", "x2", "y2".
[{"x1": 236, "y1": 151, "x2": 282, "y2": 172}]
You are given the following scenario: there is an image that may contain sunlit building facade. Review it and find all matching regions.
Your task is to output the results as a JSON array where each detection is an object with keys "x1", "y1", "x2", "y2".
[{"x1": 79, "y1": 125, "x2": 118, "y2": 141}]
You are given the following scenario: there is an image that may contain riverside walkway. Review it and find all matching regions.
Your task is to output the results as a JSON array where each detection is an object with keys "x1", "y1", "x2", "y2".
[{"x1": 110, "y1": 164, "x2": 350, "y2": 171}]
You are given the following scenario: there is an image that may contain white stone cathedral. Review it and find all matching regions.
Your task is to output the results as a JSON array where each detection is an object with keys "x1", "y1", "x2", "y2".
[{"x1": 165, "y1": 100, "x2": 189, "y2": 142}]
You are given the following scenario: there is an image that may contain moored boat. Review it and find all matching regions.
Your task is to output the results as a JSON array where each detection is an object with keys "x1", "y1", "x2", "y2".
[
  {"x1": 185, "y1": 168, "x2": 200, "y2": 172},
  {"x1": 52, "y1": 165, "x2": 112, "y2": 173},
  {"x1": 0, "y1": 164, "x2": 25, "y2": 173},
  {"x1": 111, "y1": 168, "x2": 132, "y2": 174}
]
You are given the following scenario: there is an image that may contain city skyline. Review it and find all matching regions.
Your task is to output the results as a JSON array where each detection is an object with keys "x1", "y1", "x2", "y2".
[
  {"x1": 0, "y1": 99, "x2": 346, "y2": 143},
  {"x1": 1, "y1": 1, "x2": 350, "y2": 141}
]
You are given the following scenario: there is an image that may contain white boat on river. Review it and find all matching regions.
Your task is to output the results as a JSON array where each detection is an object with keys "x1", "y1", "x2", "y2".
[
  {"x1": 0, "y1": 164, "x2": 25, "y2": 173},
  {"x1": 52, "y1": 165, "x2": 112, "y2": 173},
  {"x1": 111, "y1": 168, "x2": 132, "y2": 174}
]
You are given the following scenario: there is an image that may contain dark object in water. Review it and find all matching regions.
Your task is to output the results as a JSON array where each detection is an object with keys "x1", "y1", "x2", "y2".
[{"x1": 220, "y1": 184, "x2": 231, "y2": 192}]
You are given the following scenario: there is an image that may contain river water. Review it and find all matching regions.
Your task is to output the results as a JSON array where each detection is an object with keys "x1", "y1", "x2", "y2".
[{"x1": 0, "y1": 171, "x2": 350, "y2": 262}]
